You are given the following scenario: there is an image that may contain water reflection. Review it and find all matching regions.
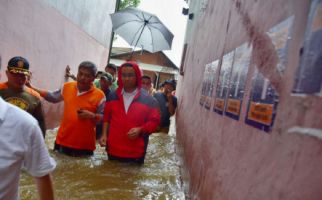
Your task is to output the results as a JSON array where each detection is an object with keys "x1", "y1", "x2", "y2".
[{"x1": 20, "y1": 126, "x2": 184, "y2": 200}]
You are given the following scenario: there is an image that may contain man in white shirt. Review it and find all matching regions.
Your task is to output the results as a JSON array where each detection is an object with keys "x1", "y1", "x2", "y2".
[{"x1": 0, "y1": 71, "x2": 56, "y2": 200}]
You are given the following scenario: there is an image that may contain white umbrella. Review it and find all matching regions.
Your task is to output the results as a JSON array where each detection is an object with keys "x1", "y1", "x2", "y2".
[{"x1": 110, "y1": 7, "x2": 174, "y2": 54}]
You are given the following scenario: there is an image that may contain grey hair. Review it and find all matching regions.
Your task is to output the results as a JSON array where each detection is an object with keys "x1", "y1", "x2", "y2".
[{"x1": 78, "y1": 61, "x2": 97, "y2": 77}]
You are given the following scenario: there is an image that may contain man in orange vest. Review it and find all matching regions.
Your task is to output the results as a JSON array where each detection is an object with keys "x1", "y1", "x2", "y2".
[{"x1": 28, "y1": 61, "x2": 105, "y2": 157}]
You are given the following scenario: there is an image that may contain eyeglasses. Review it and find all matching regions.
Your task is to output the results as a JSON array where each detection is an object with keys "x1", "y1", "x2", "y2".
[{"x1": 121, "y1": 73, "x2": 136, "y2": 78}]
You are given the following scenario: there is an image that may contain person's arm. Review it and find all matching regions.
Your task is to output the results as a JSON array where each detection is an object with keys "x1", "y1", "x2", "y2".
[
  {"x1": 99, "y1": 122, "x2": 109, "y2": 146},
  {"x1": 65, "y1": 65, "x2": 77, "y2": 81},
  {"x1": 26, "y1": 66, "x2": 69, "y2": 103},
  {"x1": 99, "y1": 99, "x2": 110, "y2": 146},
  {"x1": 27, "y1": 84, "x2": 63, "y2": 103},
  {"x1": 77, "y1": 97, "x2": 105, "y2": 122},
  {"x1": 127, "y1": 127, "x2": 143, "y2": 139},
  {"x1": 35, "y1": 174, "x2": 54, "y2": 200},
  {"x1": 167, "y1": 94, "x2": 176, "y2": 116},
  {"x1": 140, "y1": 99, "x2": 161, "y2": 134},
  {"x1": 33, "y1": 102, "x2": 47, "y2": 138},
  {"x1": 77, "y1": 109, "x2": 102, "y2": 121}
]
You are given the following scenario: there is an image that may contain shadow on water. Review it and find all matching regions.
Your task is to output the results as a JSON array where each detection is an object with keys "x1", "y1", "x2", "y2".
[{"x1": 19, "y1": 120, "x2": 185, "y2": 200}]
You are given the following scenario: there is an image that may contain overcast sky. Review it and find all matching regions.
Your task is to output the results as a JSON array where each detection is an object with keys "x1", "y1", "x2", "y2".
[{"x1": 113, "y1": 0, "x2": 188, "y2": 66}]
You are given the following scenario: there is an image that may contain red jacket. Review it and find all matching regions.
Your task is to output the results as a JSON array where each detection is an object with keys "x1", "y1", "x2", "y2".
[{"x1": 103, "y1": 61, "x2": 160, "y2": 158}]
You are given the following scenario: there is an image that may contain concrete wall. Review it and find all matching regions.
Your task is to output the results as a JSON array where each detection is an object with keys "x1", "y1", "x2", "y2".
[
  {"x1": 0, "y1": 0, "x2": 115, "y2": 128},
  {"x1": 43, "y1": 0, "x2": 116, "y2": 47},
  {"x1": 176, "y1": 0, "x2": 322, "y2": 199}
]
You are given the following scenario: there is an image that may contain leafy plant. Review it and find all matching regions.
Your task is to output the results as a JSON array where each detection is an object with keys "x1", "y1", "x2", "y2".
[{"x1": 119, "y1": 0, "x2": 140, "y2": 10}]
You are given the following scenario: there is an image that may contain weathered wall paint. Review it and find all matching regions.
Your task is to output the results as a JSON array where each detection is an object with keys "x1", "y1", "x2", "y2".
[
  {"x1": 0, "y1": 0, "x2": 115, "y2": 128},
  {"x1": 43, "y1": 0, "x2": 116, "y2": 47},
  {"x1": 176, "y1": 0, "x2": 322, "y2": 199}
]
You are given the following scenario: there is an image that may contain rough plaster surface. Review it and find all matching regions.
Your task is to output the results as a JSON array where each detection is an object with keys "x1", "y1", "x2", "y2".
[
  {"x1": 43, "y1": 0, "x2": 115, "y2": 47},
  {"x1": 0, "y1": 0, "x2": 112, "y2": 128},
  {"x1": 176, "y1": 0, "x2": 322, "y2": 199}
]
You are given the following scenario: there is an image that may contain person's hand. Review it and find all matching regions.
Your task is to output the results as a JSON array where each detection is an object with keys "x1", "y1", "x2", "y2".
[
  {"x1": 165, "y1": 89, "x2": 173, "y2": 100},
  {"x1": 77, "y1": 109, "x2": 95, "y2": 120},
  {"x1": 99, "y1": 134, "x2": 107, "y2": 147},
  {"x1": 65, "y1": 65, "x2": 71, "y2": 78},
  {"x1": 127, "y1": 127, "x2": 142, "y2": 139},
  {"x1": 65, "y1": 65, "x2": 77, "y2": 80}
]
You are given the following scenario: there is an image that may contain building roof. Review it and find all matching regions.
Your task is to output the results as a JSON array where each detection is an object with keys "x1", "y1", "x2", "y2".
[
  {"x1": 111, "y1": 47, "x2": 178, "y2": 70},
  {"x1": 110, "y1": 58, "x2": 178, "y2": 75}
]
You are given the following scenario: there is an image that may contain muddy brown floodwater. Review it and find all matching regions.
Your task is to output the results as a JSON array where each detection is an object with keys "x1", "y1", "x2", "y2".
[{"x1": 19, "y1": 120, "x2": 185, "y2": 200}]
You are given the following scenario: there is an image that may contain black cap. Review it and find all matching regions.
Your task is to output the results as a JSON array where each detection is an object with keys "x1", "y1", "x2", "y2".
[
  {"x1": 7, "y1": 56, "x2": 30, "y2": 75},
  {"x1": 164, "y1": 79, "x2": 176, "y2": 89}
]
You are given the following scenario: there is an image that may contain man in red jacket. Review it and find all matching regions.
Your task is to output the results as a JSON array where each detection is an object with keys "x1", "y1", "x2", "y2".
[{"x1": 99, "y1": 61, "x2": 160, "y2": 164}]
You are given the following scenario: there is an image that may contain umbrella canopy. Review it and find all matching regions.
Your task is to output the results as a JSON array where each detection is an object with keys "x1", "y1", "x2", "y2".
[{"x1": 110, "y1": 7, "x2": 174, "y2": 53}]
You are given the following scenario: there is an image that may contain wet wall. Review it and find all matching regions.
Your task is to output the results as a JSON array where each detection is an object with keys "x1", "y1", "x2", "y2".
[
  {"x1": 0, "y1": 0, "x2": 115, "y2": 128},
  {"x1": 176, "y1": 0, "x2": 322, "y2": 199}
]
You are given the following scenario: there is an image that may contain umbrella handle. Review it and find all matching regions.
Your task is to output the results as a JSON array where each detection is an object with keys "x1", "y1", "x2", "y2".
[{"x1": 130, "y1": 23, "x2": 147, "y2": 60}]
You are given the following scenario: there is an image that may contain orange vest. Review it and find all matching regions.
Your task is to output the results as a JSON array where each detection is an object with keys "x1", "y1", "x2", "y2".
[{"x1": 56, "y1": 82, "x2": 104, "y2": 151}]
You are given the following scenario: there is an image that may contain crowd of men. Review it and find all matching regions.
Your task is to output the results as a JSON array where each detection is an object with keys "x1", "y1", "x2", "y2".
[{"x1": 0, "y1": 56, "x2": 177, "y2": 199}]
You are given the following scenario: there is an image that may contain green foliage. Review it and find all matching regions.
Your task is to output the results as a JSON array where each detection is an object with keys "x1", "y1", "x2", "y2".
[
  {"x1": 113, "y1": 0, "x2": 141, "y2": 41},
  {"x1": 119, "y1": 0, "x2": 140, "y2": 10}
]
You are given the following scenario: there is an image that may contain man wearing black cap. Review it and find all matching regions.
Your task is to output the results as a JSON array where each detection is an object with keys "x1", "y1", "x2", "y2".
[
  {"x1": 0, "y1": 56, "x2": 46, "y2": 137},
  {"x1": 153, "y1": 79, "x2": 177, "y2": 133}
]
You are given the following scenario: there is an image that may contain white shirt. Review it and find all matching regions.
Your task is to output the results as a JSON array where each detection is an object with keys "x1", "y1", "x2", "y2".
[
  {"x1": 0, "y1": 97, "x2": 56, "y2": 200},
  {"x1": 122, "y1": 88, "x2": 138, "y2": 113}
]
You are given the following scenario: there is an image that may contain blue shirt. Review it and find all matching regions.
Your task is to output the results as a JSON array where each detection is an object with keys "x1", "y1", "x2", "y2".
[{"x1": 153, "y1": 92, "x2": 177, "y2": 127}]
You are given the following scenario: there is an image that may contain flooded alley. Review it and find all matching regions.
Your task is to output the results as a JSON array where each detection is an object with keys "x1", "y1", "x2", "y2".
[
  {"x1": 20, "y1": 120, "x2": 185, "y2": 200},
  {"x1": 2, "y1": 0, "x2": 322, "y2": 199}
]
